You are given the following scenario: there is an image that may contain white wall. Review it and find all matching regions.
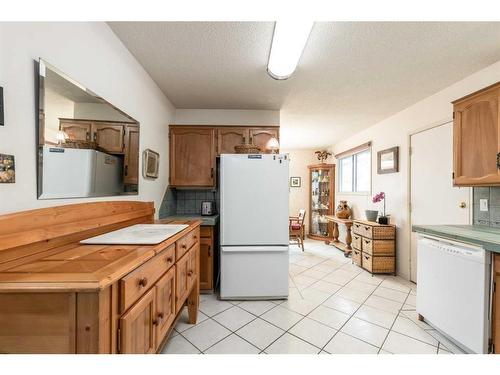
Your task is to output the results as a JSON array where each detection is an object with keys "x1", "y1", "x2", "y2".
[
  {"x1": 44, "y1": 88, "x2": 75, "y2": 143},
  {"x1": 333, "y1": 59, "x2": 500, "y2": 280},
  {"x1": 0, "y1": 22, "x2": 175, "y2": 216},
  {"x1": 73, "y1": 102, "x2": 132, "y2": 123},
  {"x1": 283, "y1": 149, "x2": 319, "y2": 232},
  {"x1": 174, "y1": 109, "x2": 279, "y2": 126}
]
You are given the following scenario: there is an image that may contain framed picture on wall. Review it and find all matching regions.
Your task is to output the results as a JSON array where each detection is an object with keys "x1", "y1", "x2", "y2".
[
  {"x1": 290, "y1": 176, "x2": 301, "y2": 187},
  {"x1": 0, "y1": 87, "x2": 4, "y2": 126},
  {"x1": 377, "y1": 146, "x2": 399, "y2": 174},
  {"x1": 0, "y1": 154, "x2": 15, "y2": 183},
  {"x1": 143, "y1": 149, "x2": 159, "y2": 179}
]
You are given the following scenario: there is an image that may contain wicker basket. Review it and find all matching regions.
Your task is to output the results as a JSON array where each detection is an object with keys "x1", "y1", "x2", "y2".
[
  {"x1": 361, "y1": 238, "x2": 395, "y2": 256},
  {"x1": 234, "y1": 144, "x2": 261, "y2": 154},
  {"x1": 62, "y1": 140, "x2": 97, "y2": 150},
  {"x1": 361, "y1": 253, "x2": 395, "y2": 274},
  {"x1": 352, "y1": 220, "x2": 395, "y2": 239}
]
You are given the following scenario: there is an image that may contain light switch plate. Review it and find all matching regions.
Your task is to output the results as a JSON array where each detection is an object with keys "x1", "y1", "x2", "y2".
[{"x1": 480, "y1": 199, "x2": 489, "y2": 212}]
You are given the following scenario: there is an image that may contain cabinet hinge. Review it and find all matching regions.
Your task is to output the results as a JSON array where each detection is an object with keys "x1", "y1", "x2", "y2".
[
  {"x1": 488, "y1": 338, "x2": 494, "y2": 354},
  {"x1": 117, "y1": 328, "x2": 121, "y2": 353},
  {"x1": 452, "y1": 172, "x2": 455, "y2": 179},
  {"x1": 453, "y1": 112, "x2": 455, "y2": 119}
]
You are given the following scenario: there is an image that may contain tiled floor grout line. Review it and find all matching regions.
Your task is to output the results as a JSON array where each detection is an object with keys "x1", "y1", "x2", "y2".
[
  {"x1": 376, "y1": 290, "x2": 411, "y2": 354},
  {"x1": 318, "y1": 274, "x2": 384, "y2": 353},
  {"x1": 167, "y1": 241, "x2": 443, "y2": 354}
]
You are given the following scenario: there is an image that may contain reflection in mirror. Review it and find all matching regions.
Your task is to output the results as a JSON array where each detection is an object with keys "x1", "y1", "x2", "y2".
[{"x1": 37, "y1": 59, "x2": 140, "y2": 199}]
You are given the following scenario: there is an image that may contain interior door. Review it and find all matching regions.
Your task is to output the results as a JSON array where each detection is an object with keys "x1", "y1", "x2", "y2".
[{"x1": 410, "y1": 122, "x2": 471, "y2": 282}]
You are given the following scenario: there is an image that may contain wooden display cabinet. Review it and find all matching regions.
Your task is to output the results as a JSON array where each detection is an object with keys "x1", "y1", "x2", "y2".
[{"x1": 308, "y1": 163, "x2": 335, "y2": 241}]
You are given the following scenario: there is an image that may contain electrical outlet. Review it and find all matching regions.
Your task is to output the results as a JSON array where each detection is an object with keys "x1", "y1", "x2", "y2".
[{"x1": 480, "y1": 199, "x2": 489, "y2": 212}]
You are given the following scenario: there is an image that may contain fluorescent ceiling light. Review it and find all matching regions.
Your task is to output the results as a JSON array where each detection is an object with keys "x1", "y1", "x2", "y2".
[{"x1": 267, "y1": 21, "x2": 314, "y2": 80}]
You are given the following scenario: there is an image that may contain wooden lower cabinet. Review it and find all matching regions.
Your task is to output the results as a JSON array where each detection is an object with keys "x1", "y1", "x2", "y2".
[
  {"x1": 199, "y1": 226, "x2": 214, "y2": 292},
  {"x1": 155, "y1": 267, "x2": 176, "y2": 347},
  {"x1": 120, "y1": 288, "x2": 156, "y2": 354}
]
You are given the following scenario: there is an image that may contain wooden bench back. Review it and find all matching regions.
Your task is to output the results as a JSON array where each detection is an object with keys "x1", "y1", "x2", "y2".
[{"x1": 0, "y1": 201, "x2": 155, "y2": 264}]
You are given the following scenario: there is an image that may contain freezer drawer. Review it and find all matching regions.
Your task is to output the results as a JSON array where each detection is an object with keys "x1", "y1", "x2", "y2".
[{"x1": 220, "y1": 246, "x2": 289, "y2": 300}]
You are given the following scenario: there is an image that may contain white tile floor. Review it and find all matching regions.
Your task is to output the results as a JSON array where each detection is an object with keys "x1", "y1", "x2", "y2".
[{"x1": 162, "y1": 239, "x2": 462, "y2": 354}]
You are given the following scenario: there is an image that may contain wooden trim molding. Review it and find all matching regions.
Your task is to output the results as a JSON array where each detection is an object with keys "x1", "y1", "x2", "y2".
[{"x1": 334, "y1": 141, "x2": 372, "y2": 159}]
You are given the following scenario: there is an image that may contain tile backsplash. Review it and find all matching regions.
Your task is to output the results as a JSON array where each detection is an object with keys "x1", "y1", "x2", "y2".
[
  {"x1": 159, "y1": 188, "x2": 219, "y2": 218},
  {"x1": 473, "y1": 187, "x2": 500, "y2": 228}
]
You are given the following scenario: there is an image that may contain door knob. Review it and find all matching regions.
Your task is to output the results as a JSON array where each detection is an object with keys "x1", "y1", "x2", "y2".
[{"x1": 459, "y1": 202, "x2": 466, "y2": 208}]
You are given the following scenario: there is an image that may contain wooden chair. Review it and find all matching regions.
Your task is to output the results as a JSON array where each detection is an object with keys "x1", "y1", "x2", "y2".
[{"x1": 289, "y1": 209, "x2": 306, "y2": 251}]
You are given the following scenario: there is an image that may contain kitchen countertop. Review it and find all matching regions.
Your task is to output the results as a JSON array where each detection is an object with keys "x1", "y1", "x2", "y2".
[
  {"x1": 412, "y1": 224, "x2": 500, "y2": 253},
  {"x1": 160, "y1": 214, "x2": 219, "y2": 226}
]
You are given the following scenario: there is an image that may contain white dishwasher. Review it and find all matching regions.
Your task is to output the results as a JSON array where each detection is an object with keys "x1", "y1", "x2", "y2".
[{"x1": 417, "y1": 235, "x2": 491, "y2": 353}]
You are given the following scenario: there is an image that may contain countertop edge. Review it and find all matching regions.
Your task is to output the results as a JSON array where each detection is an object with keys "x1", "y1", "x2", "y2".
[{"x1": 412, "y1": 225, "x2": 500, "y2": 253}]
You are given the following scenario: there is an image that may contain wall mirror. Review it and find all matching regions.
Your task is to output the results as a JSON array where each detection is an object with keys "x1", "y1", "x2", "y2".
[{"x1": 37, "y1": 59, "x2": 140, "y2": 199}]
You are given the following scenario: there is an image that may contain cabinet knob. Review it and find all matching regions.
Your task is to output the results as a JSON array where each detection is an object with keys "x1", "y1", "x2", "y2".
[
  {"x1": 166, "y1": 257, "x2": 173, "y2": 263},
  {"x1": 187, "y1": 270, "x2": 193, "y2": 277},
  {"x1": 181, "y1": 244, "x2": 187, "y2": 249},
  {"x1": 459, "y1": 201, "x2": 467, "y2": 209},
  {"x1": 138, "y1": 277, "x2": 148, "y2": 288},
  {"x1": 153, "y1": 319, "x2": 159, "y2": 326},
  {"x1": 158, "y1": 312, "x2": 164, "y2": 320}
]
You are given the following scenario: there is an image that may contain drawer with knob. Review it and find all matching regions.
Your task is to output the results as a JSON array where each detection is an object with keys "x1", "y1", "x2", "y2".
[
  {"x1": 352, "y1": 234, "x2": 362, "y2": 250},
  {"x1": 362, "y1": 238, "x2": 395, "y2": 256},
  {"x1": 119, "y1": 244, "x2": 176, "y2": 313},
  {"x1": 176, "y1": 229, "x2": 199, "y2": 260},
  {"x1": 352, "y1": 248, "x2": 362, "y2": 266}
]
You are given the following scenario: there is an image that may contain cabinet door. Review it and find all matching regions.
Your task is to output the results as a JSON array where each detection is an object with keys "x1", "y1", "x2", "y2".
[
  {"x1": 175, "y1": 251, "x2": 190, "y2": 313},
  {"x1": 170, "y1": 127, "x2": 216, "y2": 187},
  {"x1": 187, "y1": 245, "x2": 198, "y2": 291},
  {"x1": 60, "y1": 121, "x2": 92, "y2": 142},
  {"x1": 453, "y1": 87, "x2": 500, "y2": 186},
  {"x1": 217, "y1": 127, "x2": 248, "y2": 155},
  {"x1": 124, "y1": 125, "x2": 140, "y2": 184},
  {"x1": 120, "y1": 288, "x2": 156, "y2": 354},
  {"x1": 92, "y1": 123, "x2": 125, "y2": 153},
  {"x1": 249, "y1": 128, "x2": 279, "y2": 154},
  {"x1": 199, "y1": 236, "x2": 213, "y2": 291},
  {"x1": 155, "y1": 267, "x2": 176, "y2": 349}
]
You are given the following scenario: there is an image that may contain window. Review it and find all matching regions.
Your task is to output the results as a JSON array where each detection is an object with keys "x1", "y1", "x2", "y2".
[{"x1": 338, "y1": 148, "x2": 371, "y2": 193}]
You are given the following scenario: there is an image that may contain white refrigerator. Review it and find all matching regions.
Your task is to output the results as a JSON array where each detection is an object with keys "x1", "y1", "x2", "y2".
[
  {"x1": 40, "y1": 146, "x2": 123, "y2": 199},
  {"x1": 220, "y1": 154, "x2": 289, "y2": 300}
]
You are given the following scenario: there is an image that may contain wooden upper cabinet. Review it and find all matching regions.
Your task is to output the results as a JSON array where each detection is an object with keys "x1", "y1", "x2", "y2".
[
  {"x1": 124, "y1": 125, "x2": 140, "y2": 184},
  {"x1": 169, "y1": 127, "x2": 216, "y2": 187},
  {"x1": 120, "y1": 288, "x2": 156, "y2": 354},
  {"x1": 60, "y1": 121, "x2": 92, "y2": 141},
  {"x1": 217, "y1": 127, "x2": 248, "y2": 155},
  {"x1": 92, "y1": 123, "x2": 125, "y2": 153},
  {"x1": 249, "y1": 128, "x2": 279, "y2": 154},
  {"x1": 453, "y1": 82, "x2": 500, "y2": 186}
]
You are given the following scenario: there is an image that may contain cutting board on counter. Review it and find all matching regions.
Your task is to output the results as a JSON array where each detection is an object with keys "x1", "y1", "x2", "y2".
[{"x1": 80, "y1": 224, "x2": 189, "y2": 245}]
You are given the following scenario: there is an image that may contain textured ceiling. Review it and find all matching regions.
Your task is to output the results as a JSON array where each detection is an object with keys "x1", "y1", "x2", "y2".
[{"x1": 109, "y1": 22, "x2": 500, "y2": 148}]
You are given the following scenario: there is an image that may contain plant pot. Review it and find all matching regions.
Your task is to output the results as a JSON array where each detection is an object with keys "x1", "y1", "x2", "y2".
[
  {"x1": 365, "y1": 210, "x2": 378, "y2": 222},
  {"x1": 378, "y1": 216, "x2": 389, "y2": 225}
]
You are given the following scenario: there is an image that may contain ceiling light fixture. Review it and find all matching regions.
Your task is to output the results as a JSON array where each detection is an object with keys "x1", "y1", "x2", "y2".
[{"x1": 267, "y1": 21, "x2": 314, "y2": 80}]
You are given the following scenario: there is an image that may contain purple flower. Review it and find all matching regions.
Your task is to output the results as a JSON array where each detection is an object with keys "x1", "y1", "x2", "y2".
[{"x1": 372, "y1": 192, "x2": 385, "y2": 203}]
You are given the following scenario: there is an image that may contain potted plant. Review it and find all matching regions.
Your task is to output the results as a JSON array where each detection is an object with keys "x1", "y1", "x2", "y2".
[{"x1": 372, "y1": 191, "x2": 389, "y2": 224}]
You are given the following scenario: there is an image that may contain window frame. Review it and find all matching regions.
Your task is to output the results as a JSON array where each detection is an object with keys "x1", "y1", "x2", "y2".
[{"x1": 337, "y1": 146, "x2": 372, "y2": 195}]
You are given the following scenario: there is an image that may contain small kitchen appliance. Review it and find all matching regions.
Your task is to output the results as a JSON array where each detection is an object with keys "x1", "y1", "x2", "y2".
[{"x1": 201, "y1": 201, "x2": 215, "y2": 216}]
